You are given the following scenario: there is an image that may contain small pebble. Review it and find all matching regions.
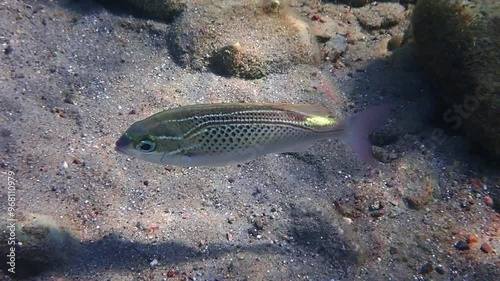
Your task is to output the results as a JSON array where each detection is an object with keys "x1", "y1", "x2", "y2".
[
  {"x1": 248, "y1": 228, "x2": 259, "y2": 237},
  {"x1": 389, "y1": 246, "x2": 398, "y2": 254},
  {"x1": 420, "y1": 262, "x2": 433, "y2": 274},
  {"x1": 369, "y1": 200, "x2": 383, "y2": 211},
  {"x1": 4, "y1": 45, "x2": 13, "y2": 55},
  {"x1": 60, "y1": 161, "x2": 68, "y2": 169},
  {"x1": 167, "y1": 268, "x2": 176, "y2": 277},
  {"x1": 460, "y1": 201, "x2": 472, "y2": 211},
  {"x1": 466, "y1": 234, "x2": 478, "y2": 244},
  {"x1": 483, "y1": 195, "x2": 494, "y2": 207},
  {"x1": 406, "y1": 196, "x2": 423, "y2": 210},
  {"x1": 435, "y1": 265, "x2": 445, "y2": 275},
  {"x1": 480, "y1": 242, "x2": 492, "y2": 253},
  {"x1": 454, "y1": 240, "x2": 470, "y2": 251},
  {"x1": 149, "y1": 259, "x2": 158, "y2": 268},
  {"x1": 254, "y1": 218, "x2": 265, "y2": 230}
]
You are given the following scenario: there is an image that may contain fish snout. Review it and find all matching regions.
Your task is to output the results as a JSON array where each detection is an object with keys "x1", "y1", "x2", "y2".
[{"x1": 115, "y1": 135, "x2": 133, "y2": 154}]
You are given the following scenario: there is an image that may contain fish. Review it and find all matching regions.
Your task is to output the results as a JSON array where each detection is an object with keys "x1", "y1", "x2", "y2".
[{"x1": 115, "y1": 103, "x2": 392, "y2": 167}]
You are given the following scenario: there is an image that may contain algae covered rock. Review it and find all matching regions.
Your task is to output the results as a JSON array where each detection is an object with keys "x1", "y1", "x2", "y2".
[
  {"x1": 169, "y1": 0, "x2": 319, "y2": 79},
  {"x1": 210, "y1": 42, "x2": 269, "y2": 79},
  {"x1": 412, "y1": 0, "x2": 500, "y2": 157}
]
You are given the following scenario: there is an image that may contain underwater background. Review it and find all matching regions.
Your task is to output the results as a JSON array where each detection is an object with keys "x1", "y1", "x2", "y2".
[{"x1": 0, "y1": 0, "x2": 498, "y2": 280}]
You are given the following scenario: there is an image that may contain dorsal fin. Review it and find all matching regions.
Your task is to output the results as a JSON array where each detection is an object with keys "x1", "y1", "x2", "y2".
[{"x1": 272, "y1": 103, "x2": 333, "y2": 117}]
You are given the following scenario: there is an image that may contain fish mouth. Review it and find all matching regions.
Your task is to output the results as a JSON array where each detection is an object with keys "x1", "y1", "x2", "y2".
[
  {"x1": 114, "y1": 145, "x2": 128, "y2": 155},
  {"x1": 115, "y1": 135, "x2": 132, "y2": 155}
]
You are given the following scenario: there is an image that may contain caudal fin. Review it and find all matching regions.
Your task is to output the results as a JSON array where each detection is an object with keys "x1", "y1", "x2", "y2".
[{"x1": 342, "y1": 104, "x2": 393, "y2": 167}]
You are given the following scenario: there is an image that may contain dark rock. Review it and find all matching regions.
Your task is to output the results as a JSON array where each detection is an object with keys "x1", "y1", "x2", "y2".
[
  {"x1": 389, "y1": 246, "x2": 398, "y2": 254},
  {"x1": 420, "y1": 262, "x2": 434, "y2": 274},
  {"x1": 412, "y1": 0, "x2": 500, "y2": 157},
  {"x1": 435, "y1": 265, "x2": 445, "y2": 275},
  {"x1": 4, "y1": 45, "x2": 13, "y2": 55},
  {"x1": 454, "y1": 240, "x2": 470, "y2": 251}
]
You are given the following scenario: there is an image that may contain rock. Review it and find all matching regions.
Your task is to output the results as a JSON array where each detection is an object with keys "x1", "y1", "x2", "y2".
[
  {"x1": 210, "y1": 43, "x2": 268, "y2": 79},
  {"x1": 97, "y1": 0, "x2": 187, "y2": 22},
  {"x1": 406, "y1": 196, "x2": 421, "y2": 209},
  {"x1": 466, "y1": 234, "x2": 479, "y2": 244},
  {"x1": 353, "y1": 3, "x2": 406, "y2": 30},
  {"x1": 248, "y1": 228, "x2": 259, "y2": 237},
  {"x1": 254, "y1": 217, "x2": 266, "y2": 230},
  {"x1": 170, "y1": 1, "x2": 319, "y2": 78},
  {"x1": 149, "y1": 258, "x2": 158, "y2": 268},
  {"x1": 369, "y1": 200, "x2": 384, "y2": 211},
  {"x1": 167, "y1": 268, "x2": 176, "y2": 277},
  {"x1": 311, "y1": 16, "x2": 346, "y2": 43},
  {"x1": 480, "y1": 242, "x2": 492, "y2": 253},
  {"x1": 483, "y1": 195, "x2": 494, "y2": 207},
  {"x1": 412, "y1": 0, "x2": 500, "y2": 157},
  {"x1": 405, "y1": 177, "x2": 436, "y2": 210},
  {"x1": 420, "y1": 262, "x2": 434, "y2": 274},
  {"x1": 389, "y1": 246, "x2": 398, "y2": 254},
  {"x1": 372, "y1": 146, "x2": 398, "y2": 163},
  {"x1": 62, "y1": 89, "x2": 77, "y2": 105},
  {"x1": 454, "y1": 240, "x2": 470, "y2": 251},
  {"x1": 322, "y1": 35, "x2": 348, "y2": 62},
  {"x1": 435, "y1": 265, "x2": 445, "y2": 275}
]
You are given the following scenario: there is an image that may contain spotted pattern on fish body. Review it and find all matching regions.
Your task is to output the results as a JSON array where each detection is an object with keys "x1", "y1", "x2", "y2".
[
  {"x1": 115, "y1": 103, "x2": 391, "y2": 167},
  {"x1": 156, "y1": 105, "x2": 339, "y2": 157}
]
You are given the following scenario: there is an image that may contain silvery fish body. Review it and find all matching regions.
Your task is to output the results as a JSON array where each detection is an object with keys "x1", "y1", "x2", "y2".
[{"x1": 115, "y1": 103, "x2": 391, "y2": 167}]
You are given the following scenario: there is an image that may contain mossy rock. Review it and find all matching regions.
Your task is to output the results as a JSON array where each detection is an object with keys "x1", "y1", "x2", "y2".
[
  {"x1": 210, "y1": 43, "x2": 269, "y2": 79},
  {"x1": 412, "y1": 0, "x2": 500, "y2": 157}
]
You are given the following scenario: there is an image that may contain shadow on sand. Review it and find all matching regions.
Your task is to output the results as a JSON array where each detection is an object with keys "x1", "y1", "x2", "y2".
[{"x1": 1, "y1": 206, "x2": 358, "y2": 279}]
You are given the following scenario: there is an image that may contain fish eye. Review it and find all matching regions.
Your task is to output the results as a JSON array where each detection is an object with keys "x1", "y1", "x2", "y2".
[{"x1": 135, "y1": 138, "x2": 156, "y2": 152}]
